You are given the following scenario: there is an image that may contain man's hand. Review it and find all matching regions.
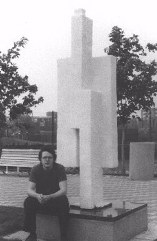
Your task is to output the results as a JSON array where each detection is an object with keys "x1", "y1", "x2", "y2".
[
  {"x1": 41, "y1": 195, "x2": 51, "y2": 204},
  {"x1": 36, "y1": 194, "x2": 44, "y2": 204},
  {"x1": 36, "y1": 194, "x2": 51, "y2": 204}
]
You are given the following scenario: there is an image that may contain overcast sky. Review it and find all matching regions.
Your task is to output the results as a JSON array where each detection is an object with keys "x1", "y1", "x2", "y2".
[{"x1": 1, "y1": 0, "x2": 157, "y2": 116}]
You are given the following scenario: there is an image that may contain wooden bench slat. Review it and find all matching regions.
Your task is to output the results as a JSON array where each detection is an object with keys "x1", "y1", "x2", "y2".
[
  {"x1": 1, "y1": 158, "x2": 39, "y2": 161},
  {"x1": 0, "y1": 164, "x2": 39, "y2": 166},
  {"x1": 2, "y1": 151, "x2": 38, "y2": 155},
  {"x1": 0, "y1": 161, "x2": 39, "y2": 164},
  {"x1": 1, "y1": 153, "x2": 39, "y2": 154},
  {"x1": 1, "y1": 156, "x2": 39, "y2": 159},
  {"x1": 0, "y1": 160, "x2": 39, "y2": 163},
  {"x1": 2, "y1": 152, "x2": 39, "y2": 153},
  {"x1": 1, "y1": 149, "x2": 40, "y2": 152},
  {"x1": 2, "y1": 149, "x2": 40, "y2": 151},
  {"x1": 0, "y1": 163, "x2": 38, "y2": 167}
]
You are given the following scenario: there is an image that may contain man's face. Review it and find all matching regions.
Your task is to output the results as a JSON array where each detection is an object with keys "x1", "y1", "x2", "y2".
[{"x1": 41, "y1": 151, "x2": 54, "y2": 170}]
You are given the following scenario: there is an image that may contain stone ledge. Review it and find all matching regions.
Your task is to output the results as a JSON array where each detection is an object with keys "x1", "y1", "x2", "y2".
[
  {"x1": 36, "y1": 200, "x2": 147, "y2": 241},
  {"x1": 70, "y1": 201, "x2": 147, "y2": 222}
]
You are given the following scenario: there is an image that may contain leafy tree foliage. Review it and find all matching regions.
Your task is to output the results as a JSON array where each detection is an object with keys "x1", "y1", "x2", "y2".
[
  {"x1": 104, "y1": 26, "x2": 157, "y2": 125},
  {"x1": 0, "y1": 37, "x2": 43, "y2": 129},
  {"x1": 105, "y1": 26, "x2": 157, "y2": 173}
]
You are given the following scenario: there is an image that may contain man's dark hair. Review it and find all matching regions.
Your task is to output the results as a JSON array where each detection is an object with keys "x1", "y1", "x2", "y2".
[{"x1": 38, "y1": 145, "x2": 57, "y2": 162}]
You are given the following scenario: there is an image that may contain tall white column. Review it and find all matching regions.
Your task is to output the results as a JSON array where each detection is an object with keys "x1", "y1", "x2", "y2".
[{"x1": 57, "y1": 9, "x2": 118, "y2": 209}]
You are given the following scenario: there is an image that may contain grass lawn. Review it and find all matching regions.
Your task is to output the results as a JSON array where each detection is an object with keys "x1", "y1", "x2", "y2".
[{"x1": 0, "y1": 205, "x2": 24, "y2": 239}]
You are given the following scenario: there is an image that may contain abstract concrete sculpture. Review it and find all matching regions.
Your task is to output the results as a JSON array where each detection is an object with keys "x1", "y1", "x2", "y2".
[
  {"x1": 57, "y1": 9, "x2": 118, "y2": 209},
  {"x1": 35, "y1": 10, "x2": 147, "y2": 241}
]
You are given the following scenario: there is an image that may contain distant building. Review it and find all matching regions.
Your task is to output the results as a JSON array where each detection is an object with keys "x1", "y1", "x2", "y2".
[{"x1": 30, "y1": 111, "x2": 57, "y2": 144}]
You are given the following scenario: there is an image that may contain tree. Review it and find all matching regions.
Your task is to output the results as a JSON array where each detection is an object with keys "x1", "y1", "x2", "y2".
[
  {"x1": 104, "y1": 26, "x2": 157, "y2": 173},
  {"x1": 0, "y1": 37, "x2": 43, "y2": 133},
  {"x1": 7, "y1": 114, "x2": 35, "y2": 140}
]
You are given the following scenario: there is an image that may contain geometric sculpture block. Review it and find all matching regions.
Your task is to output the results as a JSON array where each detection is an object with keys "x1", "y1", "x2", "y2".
[
  {"x1": 129, "y1": 142, "x2": 155, "y2": 180},
  {"x1": 57, "y1": 9, "x2": 118, "y2": 209}
]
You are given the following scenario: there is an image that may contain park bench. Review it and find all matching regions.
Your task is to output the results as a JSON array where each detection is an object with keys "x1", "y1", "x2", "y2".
[{"x1": 0, "y1": 149, "x2": 40, "y2": 174}]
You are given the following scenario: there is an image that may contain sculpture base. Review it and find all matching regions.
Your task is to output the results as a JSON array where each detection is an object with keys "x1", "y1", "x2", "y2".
[
  {"x1": 36, "y1": 200, "x2": 147, "y2": 241},
  {"x1": 70, "y1": 198, "x2": 112, "y2": 210}
]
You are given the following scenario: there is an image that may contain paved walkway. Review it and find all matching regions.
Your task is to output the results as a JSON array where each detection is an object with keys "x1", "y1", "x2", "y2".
[{"x1": 1, "y1": 173, "x2": 157, "y2": 240}]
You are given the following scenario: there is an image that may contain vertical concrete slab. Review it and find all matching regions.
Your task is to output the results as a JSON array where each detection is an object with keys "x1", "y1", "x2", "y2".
[
  {"x1": 129, "y1": 142, "x2": 155, "y2": 180},
  {"x1": 71, "y1": 9, "x2": 92, "y2": 61},
  {"x1": 91, "y1": 56, "x2": 117, "y2": 167},
  {"x1": 79, "y1": 91, "x2": 104, "y2": 208},
  {"x1": 66, "y1": 90, "x2": 104, "y2": 208}
]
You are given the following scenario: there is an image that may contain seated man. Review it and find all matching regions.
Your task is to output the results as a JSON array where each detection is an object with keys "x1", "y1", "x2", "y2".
[{"x1": 23, "y1": 145, "x2": 69, "y2": 241}]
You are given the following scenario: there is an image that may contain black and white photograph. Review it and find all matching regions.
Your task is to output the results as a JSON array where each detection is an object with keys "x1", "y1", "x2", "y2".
[{"x1": 1, "y1": 0, "x2": 157, "y2": 240}]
